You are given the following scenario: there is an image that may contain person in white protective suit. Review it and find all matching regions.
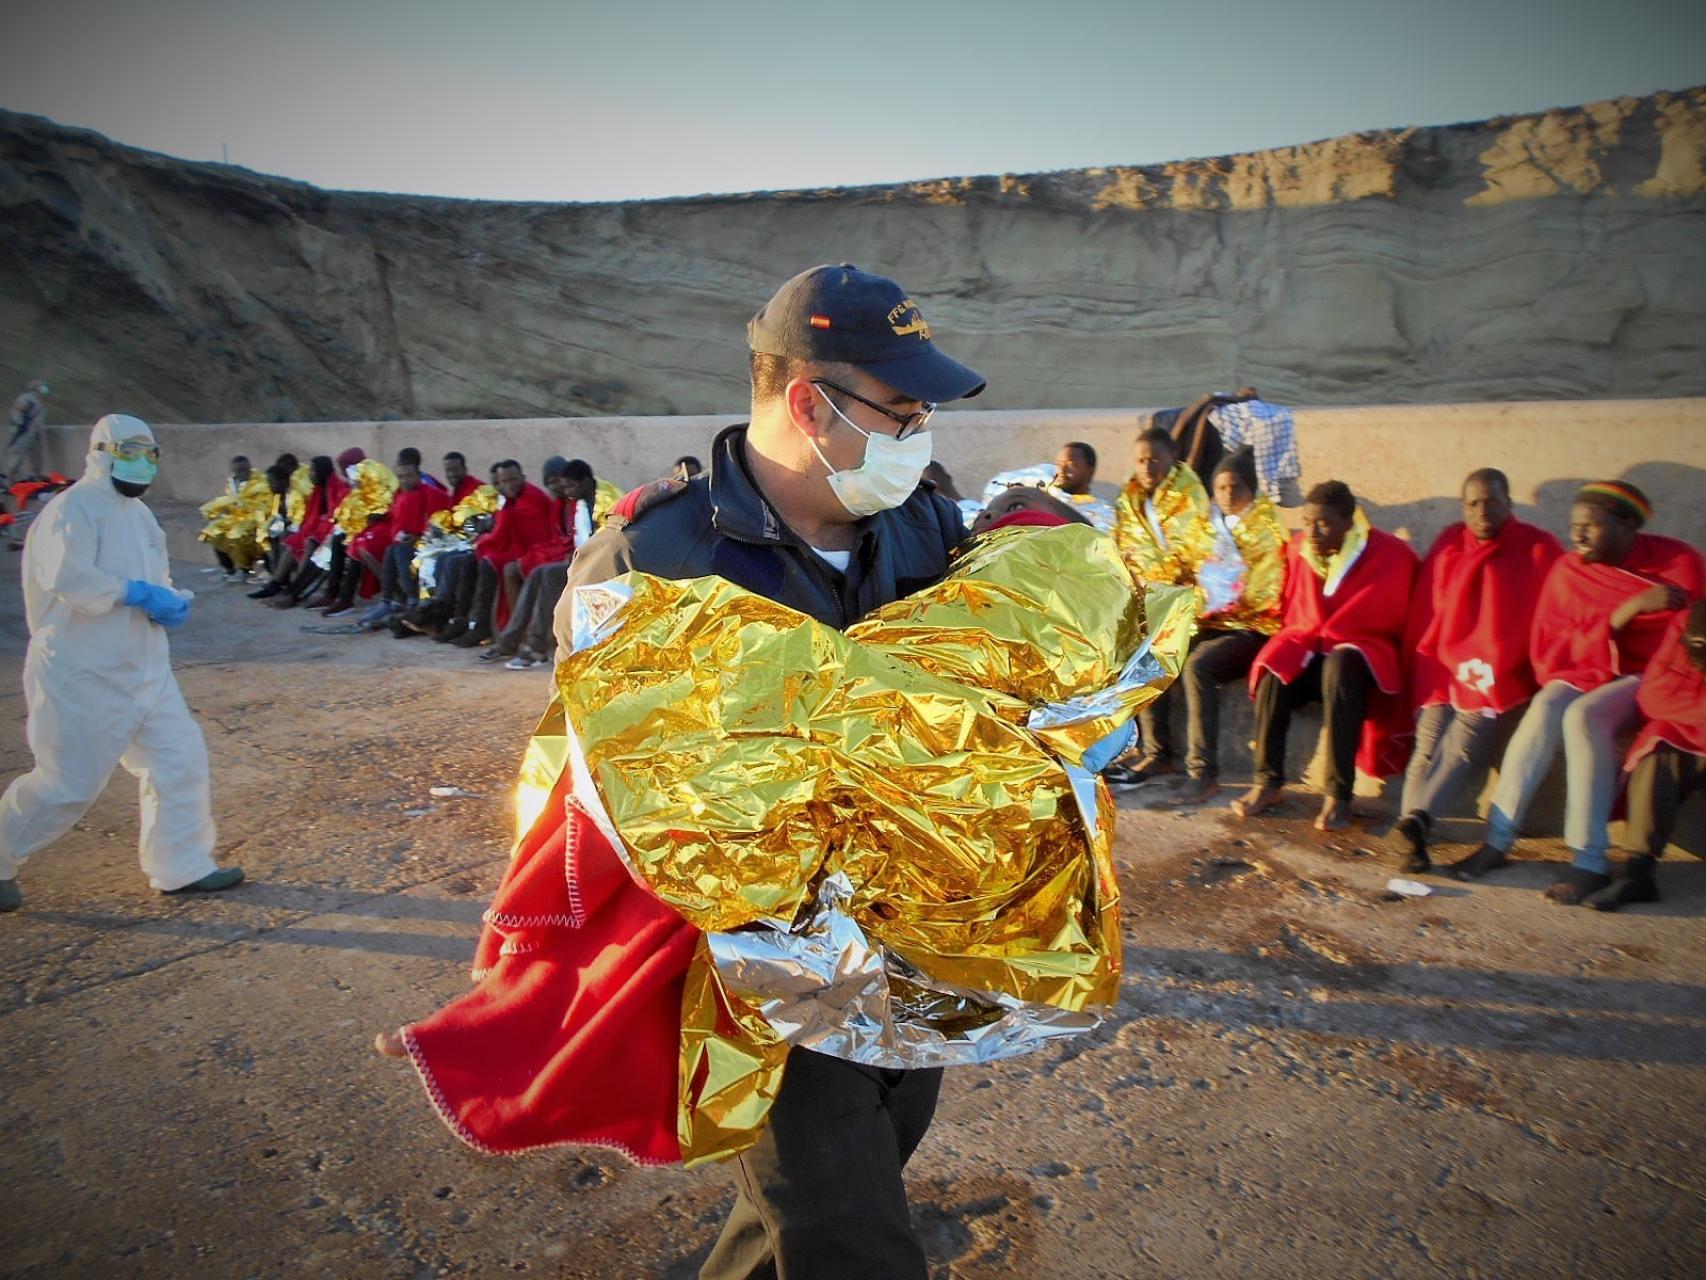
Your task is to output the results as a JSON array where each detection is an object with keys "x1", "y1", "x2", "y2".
[{"x1": 0, "y1": 414, "x2": 244, "y2": 912}]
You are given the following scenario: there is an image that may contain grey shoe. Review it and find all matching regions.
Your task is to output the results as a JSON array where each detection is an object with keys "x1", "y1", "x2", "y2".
[
  {"x1": 0, "y1": 879, "x2": 20, "y2": 913},
  {"x1": 164, "y1": 867, "x2": 246, "y2": 895}
]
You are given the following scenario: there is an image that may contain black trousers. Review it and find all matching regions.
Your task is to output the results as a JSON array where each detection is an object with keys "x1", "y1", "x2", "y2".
[
  {"x1": 319, "y1": 533, "x2": 350, "y2": 600},
  {"x1": 1625, "y1": 744, "x2": 1704, "y2": 857},
  {"x1": 380, "y1": 541, "x2": 416, "y2": 604},
  {"x1": 494, "y1": 560, "x2": 569, "y2": 656},
  {"x1": 425, "y1": 550, "x2": 474, "y2": 616},
  {"x1": 699, "y1": 1048, "x2": 941, "y2": 1280},
  {"x1": 1252, "y1": 649, "x2": 1374, "y2": 801},
  {"x1": 1140, "y1": 628, "x2": 1268, "y2": 779}
]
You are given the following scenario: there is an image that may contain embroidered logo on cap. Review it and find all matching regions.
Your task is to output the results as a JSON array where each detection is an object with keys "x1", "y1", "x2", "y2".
[{"x1": 887, "y1": 299, "x2": 930, "y2": 340}]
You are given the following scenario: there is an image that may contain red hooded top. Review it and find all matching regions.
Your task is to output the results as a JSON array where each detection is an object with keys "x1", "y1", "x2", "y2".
[
  {"x1": 284, "y1": 471, "x2": 350, "y2": 555},
  {"x1": 449, "y1": 474, "x2": 482, "y2": 504},
  {"x1": 476, "y1": 482, "x2": 556, "y2": 571},
  {"x1": 1406, "y1": 519, "x2": 1564, "y2": 714},
  {"x1": 517, "y1": 495, "x2": 592, "y2": 578},
  {"x1": 1625, "y1": 611, "x2": 1706, "y2": 770},
  {"x1": 1250, "y1": 526, "x2": 1418, "y2": 777},
  {"x1": 1529, "y1": 534, "x2": 1705, "y2": 691},
  {"x1": 388, "y1": 483, "x2": 454, "y2": 539}
]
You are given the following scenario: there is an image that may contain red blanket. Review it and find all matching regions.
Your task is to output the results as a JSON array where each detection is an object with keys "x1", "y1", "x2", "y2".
[
  {"x1": 389, "y1": 484, "x2": 453, "y2": 538},
  {"x1": 1626, "y1": 611, "x2": 1706, "y2": 769},
  {"x1": 1250, "y1": 527, "x2": 1418, "y2": 777},
  {"x1": 1530, "y1": 534, "x2": 1706, "y2": 691},
  {"x1": 1406, "y1": 520, "x2": 1563, "y2": 713},
  {"x1": 282, "y1": 473, "x2": 349, "y2": 558},
  {"x1": 476, "y1": 483, "x2": 555, "y2": 570},
  {"x1": 405, "y1": 768, "x2": 694, "y2": 1164},
  {"x1": 476, "y1": 483, "x2": 557, "y2": 628},
  {"x1": 517, "y1": 495, "x2": 583, "y2": 578}
]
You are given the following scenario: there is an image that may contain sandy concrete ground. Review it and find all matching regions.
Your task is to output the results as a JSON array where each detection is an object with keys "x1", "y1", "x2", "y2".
[{"x1": 1, "y1": 555, "x2": 1703, "y2": 1280}]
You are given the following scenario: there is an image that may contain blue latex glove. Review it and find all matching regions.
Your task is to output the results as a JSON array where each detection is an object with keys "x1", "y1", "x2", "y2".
[
  {"x1": 122, "y1": 579, "x2": 191, "y2": 629},
  {"x1": 1079, "y1": 720, "x2": 1136, "y2": 775}
]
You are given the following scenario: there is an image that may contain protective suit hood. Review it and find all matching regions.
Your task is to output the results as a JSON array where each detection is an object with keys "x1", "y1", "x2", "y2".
[{"x1": 82, "y1": 413, "x2": 158, "y2": 487}]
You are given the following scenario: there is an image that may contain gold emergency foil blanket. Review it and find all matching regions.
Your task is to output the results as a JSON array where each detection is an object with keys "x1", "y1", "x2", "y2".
[
  {"x1": 1198, "y1": 494, "x2": 1286, "y2": 636},
  {"x1": 415, "y1": 484, "x2": 501, "y2": 598},
  {"x1": 333, "y1": 459, "x2": 399, "y2": 538},
  {"x1": 544, "y1": 525, "x2": 1197, "y2": 1162},
  {"x1": 199, "y1": 474, "x2": 276, "y2": 567},
  {"x1": 1113, "y1": 463, "x2": 1216, "y2": 587},
  {"x1": 286, "y1": 465, "x2": 313, "y2": 528},
  {"x1": 594, "y1": 478, "x2": 623, "y2": 528},
  {"x1": 432, "y1": 483, "x2": 501, "y2": 534},
  {"x1": 677, "y1": 936, "x2": 789, "y2": 1166},
  {"x1": 848, "y1": 523, "x2": 1194, "y2": 763}
]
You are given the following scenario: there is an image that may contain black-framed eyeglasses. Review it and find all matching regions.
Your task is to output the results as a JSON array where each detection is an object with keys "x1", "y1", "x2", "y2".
[{"x1": 812, "y1": 379, "x2": 936, "y2": 440}]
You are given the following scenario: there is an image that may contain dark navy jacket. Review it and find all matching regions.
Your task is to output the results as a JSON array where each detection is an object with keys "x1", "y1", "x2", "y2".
[{"x1": 563, "y1": 424, "x2": 966, "y2": 631}]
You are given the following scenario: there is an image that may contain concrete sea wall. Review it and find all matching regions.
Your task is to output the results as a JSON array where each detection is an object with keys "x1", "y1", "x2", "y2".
[{"x1": 41, "y1": 397, "x2": 1706, "y2": 553}]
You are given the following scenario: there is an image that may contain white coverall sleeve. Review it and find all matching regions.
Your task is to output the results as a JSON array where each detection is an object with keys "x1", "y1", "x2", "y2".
[{"x1": 28, "y1": 499, "x2": 129, "y2": 614}]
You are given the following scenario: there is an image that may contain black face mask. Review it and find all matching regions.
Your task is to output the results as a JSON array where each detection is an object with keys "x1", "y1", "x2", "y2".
[{"x1": 112, "y1": 477, "x2": 151, "y2": 498}]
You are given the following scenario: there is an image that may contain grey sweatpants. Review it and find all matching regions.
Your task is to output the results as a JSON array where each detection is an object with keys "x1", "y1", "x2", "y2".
[
  {"x1": 1399, "y1": 702, "x2": 1520, "y2": 821},
  {"x1": 1485, "y1": 677, "x2": 1641, "y2": 873}
]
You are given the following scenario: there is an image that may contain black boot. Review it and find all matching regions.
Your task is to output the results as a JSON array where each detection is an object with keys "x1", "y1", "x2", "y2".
[
  {"x1": 1543, "y1": 864, "x2": 1612, "y2": 905},
  {"x1": 1448, "y1": 843, "x2": 1509, "y2": 881},
  {"x1": 1590, "y1": 855, "x2": 1660, "y2": 912},
  {"x1": 289, "y1": 565, "x2": 326, "y2": 602},
  {"x1": 452, "y1": 563, "x2": 497, "y2": 647},
  {"x1": 1390, "y1": 813, "x2": 1431, "y2": 875}
]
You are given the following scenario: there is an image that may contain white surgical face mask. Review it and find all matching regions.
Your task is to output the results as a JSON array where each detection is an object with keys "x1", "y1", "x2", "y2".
[
  {"x1": 345, "y1": 464, "x2": 361, "y2": 482},
  {"x1": 807, "y1": 387, "x2": 932, "y2": 517}
]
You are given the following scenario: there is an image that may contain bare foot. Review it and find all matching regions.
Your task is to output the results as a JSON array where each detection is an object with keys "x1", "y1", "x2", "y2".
[
  {"x1": 373, "y1": 1028, "x2": 408, "y2": 1059},
  {"x1": 1232, "y1": 784, "x2": 1283, "y2": 818},
  {"x1": 1314, "y1": 796, "x2": 1352, "y2": 831}
]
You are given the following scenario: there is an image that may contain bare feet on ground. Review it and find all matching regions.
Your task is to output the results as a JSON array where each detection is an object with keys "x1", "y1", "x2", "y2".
[
  {"x1": 1314, "y1": 796, "x2": 1352, "y2": 831},
  {"x1": 374, "y1": 1028, "x2": 408, "y2": 1059},
  {"x1": 1232, "y1": 784, "x2": 1283, "y2": 818}
]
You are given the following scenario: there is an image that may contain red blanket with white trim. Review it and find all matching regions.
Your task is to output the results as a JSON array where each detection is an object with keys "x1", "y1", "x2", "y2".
[
  {"x1": 1406, "y1": 520, "x2": 1562, "y2": 714},
  {"x1": 1250, "y1": 527, "x2": 1417, "y2": 777},
  {"x1": 1530, "y1": 534, "x2": 1705, "y2": 691},
  {"x1": 403, "y1": 770, "x2": 693, "y2": 1165},
  {"x1": 1626, "y1": 611, "x2": 1706, "y2": 770}
]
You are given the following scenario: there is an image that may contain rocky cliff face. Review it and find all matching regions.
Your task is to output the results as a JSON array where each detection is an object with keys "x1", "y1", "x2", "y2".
[{"x1": 2, "y1": 88, "x2": 1702, "y2": 425}]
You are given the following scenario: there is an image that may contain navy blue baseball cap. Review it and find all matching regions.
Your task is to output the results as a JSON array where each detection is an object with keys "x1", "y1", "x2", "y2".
[{"x1": 748, "y1": 263, "x2": 986, "y2": 403}]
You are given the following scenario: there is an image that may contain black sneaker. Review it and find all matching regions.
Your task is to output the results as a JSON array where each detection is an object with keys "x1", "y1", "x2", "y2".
[
  {"x1": 1103, "y1": 755, "x2": 1175, "y2": 788},
  {"x1": 1447, "y1": 843, "x2": 1509, "y2": 881},
  {"x1": 1390, "y1": 813, "x2": 1431, "y2": 874}
]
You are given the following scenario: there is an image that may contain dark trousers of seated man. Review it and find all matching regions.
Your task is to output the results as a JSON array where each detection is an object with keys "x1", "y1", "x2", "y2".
[
  {"x1": 1252, "y1": 648, "x2": 1374, "y2": 801},
  {"x1": 699, "y1": 1047, "x2": 941, "y2": 1280},
  {"x1": 1139, "y1": 629, "x2": 1268, "y2": 779},
  {"x1": 491, "y1": 560, "x2": 569, "y2": 658},
  {"x1": 1626, "y1": 744, "x2": 1704, "y2": 857},
  {"x1": 1399, "y1": 703, "x2": 1522, "y2": 826},
  {"x1": 379, "y1": 542, "x2": 417, "y2": 606}
]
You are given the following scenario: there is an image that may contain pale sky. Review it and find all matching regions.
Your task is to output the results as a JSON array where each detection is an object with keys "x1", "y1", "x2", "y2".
[{"x1": 4, "y1": 0, "x2": 1703, "y2": 202}]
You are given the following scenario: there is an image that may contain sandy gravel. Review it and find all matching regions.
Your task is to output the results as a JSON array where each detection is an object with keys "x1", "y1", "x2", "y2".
[{"x1": 1, "y1": 559, "x2": 1702, "y2": 1279}]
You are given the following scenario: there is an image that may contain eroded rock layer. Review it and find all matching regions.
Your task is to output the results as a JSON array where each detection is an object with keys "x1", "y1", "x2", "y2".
[{"x1": 1, "y1": 88, "x2": 1702, "y2": 423}]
